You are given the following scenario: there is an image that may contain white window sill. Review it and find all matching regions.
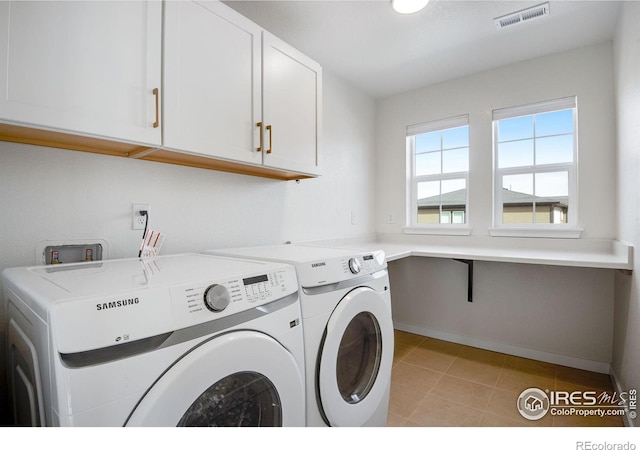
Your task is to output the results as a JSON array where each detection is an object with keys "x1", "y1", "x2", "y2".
[
  {"x1": 489, "y1": 227, "x2": 583, "y2": 239},
  {"x1": 403, "y1": 226, "x2": 472, "y2": 236}
]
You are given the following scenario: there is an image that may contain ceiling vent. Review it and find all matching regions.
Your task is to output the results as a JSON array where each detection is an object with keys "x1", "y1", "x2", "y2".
[{"x1": 494, "y1": 2, "x2": 550, "y2": 30}]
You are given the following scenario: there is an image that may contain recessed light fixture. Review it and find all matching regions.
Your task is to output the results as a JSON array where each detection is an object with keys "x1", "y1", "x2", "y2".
[{"x1": 391, "y1": 0, "x2": 429, "y2": 15}]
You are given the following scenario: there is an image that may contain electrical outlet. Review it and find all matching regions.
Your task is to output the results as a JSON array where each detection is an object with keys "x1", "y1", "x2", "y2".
[
  {"x1": 132, "y1": 203, "x2": 150, "y2": 230},
  {"x1": 387, "y1": 213, "x2": 395, "y2": 224}
]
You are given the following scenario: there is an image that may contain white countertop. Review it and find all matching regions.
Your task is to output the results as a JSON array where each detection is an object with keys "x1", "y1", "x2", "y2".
[{"x1": 298, "y1": 234, "x2": 633, "y2": 270}]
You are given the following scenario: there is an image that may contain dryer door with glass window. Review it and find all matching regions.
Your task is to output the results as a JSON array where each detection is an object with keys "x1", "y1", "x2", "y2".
[
  {"x1": 125, "y1": 330, "x2": 304, "y2": 427},
  {"x1": 317, "y1": 287, "x2": 394, "y2": 426}
]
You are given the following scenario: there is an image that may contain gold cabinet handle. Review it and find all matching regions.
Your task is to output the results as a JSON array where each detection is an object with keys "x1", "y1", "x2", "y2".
[
  {"x1": 266, "y1": 124, "x2": 272, "y2": 154},
  {"x1": 152, "y1": 88, "x2": 159, "y2": 128},
  {"x1": 256, "y1": 122, "x2": 263, "y2": 152}
]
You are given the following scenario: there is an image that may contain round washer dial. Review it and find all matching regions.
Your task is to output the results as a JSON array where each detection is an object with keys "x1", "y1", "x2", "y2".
[
  {"x1": 348, "y1": 258, "x2": 361, "y2": 275},
  {"x1": 204, "y1": 284, "x2": 231, "y2": 312}
]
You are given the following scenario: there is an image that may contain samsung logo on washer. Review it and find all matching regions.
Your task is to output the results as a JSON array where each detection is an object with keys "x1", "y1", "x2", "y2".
[
  {"x1": 96, "y1": 298, "x2": 139, "y2": 311},
  {"x1": 311, "y1": 262, "x2": 326, "y2": 268}
]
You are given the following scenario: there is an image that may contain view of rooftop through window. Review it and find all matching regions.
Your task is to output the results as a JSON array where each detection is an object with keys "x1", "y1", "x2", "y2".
[
  {"x1": 408, "y1": 100, "x2": 575, "y2": 230},
  {"x1": 495, "y1": 106, "x2": 575, "y2": 225},
  {"x1": 411, "y1": 121, "x2": 469, "y2": 225}
]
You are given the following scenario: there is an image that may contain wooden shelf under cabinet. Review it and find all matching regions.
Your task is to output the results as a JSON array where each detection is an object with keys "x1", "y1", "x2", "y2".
[
  {"x1": 0, "y1": 122, "x2": 314, "y2": 181},
  {"x1": 131, "y1": 148, "x2": 314, "y2": 181},
  {"x1": 0, "y1": 122, "x2": 146, "y2": 157}
]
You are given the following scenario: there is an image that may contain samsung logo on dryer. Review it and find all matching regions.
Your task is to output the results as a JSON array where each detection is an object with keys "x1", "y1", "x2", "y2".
[
  {"x1": 311, "y1": 262, "x2": 326, "y2": 268},
  {"x1": 96, "y1": 298, "x2": 139, "y2": 311}
]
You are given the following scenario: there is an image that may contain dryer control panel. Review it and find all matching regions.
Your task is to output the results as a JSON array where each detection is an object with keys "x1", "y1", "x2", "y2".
[
  {"x1": 342, "y1": 253, "x2": 385, "y2": 276},
  {"x1": 298, "y1": 250, "x2": 387, "y2": 288}
]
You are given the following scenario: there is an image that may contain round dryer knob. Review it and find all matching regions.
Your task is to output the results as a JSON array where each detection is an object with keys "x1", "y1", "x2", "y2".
[
  {"x1": 204, "y1": 284, "x2": 231, "y2": 312},
  {"x1": 348, "y1": 257, "x2": 361, "y2": 275}
]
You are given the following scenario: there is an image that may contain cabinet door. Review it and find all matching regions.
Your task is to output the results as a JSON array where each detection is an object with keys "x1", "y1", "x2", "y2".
[
  {"x1": 0, "y1": 1, "x2": 161, "y2": 146},
  {"x1": 262, "y1": 32, "x2": 322, "y2": 176},
  {"x1": 163, "y1": 1, "x2": 262, "y2": 165}
]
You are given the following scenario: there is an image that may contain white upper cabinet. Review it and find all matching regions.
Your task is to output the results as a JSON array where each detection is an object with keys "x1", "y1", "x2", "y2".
[
  {"x1": 163, "y1": 1, "x2": 262, "y2": 165},
  {"x1": 162, "y1": 0, "x2": 321, "y2": 177},
  {"x1": 262, "y1": 32, "x2": 322, "y2": 176},
  {"x1": 0, "y1": 0, "x2": 320, "y2": 179},
  {"x1": 0, "y1": 1, "x2": 162, "y2": 146}
]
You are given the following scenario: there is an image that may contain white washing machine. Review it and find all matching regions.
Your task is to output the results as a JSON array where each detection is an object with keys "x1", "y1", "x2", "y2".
[
  {"x1": 208, "y1": 244, "x2": 394, "y2": 427},
  {"x1": 2, "y1": 253, "x2": 305, "y2": 426}
]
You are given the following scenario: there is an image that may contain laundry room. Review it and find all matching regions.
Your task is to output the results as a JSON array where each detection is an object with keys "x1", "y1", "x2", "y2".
[{"x1": 0, "y1": 0, "x2": 639, "y2": 441}]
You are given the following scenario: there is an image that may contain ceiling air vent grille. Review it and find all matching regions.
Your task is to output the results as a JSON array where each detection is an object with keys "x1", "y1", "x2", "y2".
[{"x1": 494, "y1": 2, "x2": 550, "y2": 30}]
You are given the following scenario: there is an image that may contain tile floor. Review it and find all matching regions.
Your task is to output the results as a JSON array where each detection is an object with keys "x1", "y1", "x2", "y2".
[{"x1": 387, "y1": 330, "x2": 624, "y2": 427}]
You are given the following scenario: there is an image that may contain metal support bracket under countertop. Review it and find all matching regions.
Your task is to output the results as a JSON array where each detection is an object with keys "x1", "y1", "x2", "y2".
[{"x1": 453, "y1": 259, "x2": 474, "y2": 302}]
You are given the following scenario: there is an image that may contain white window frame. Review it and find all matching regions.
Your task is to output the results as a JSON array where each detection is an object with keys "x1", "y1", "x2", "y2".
[
  {"x1": 404, "y1": 114, "x2": 471, "y2": 236},
  {"x1": 490, "y1": 96, "x2": 582, "y2": 238}
]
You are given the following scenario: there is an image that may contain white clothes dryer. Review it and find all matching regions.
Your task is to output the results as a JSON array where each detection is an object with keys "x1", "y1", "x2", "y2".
[
  {"x1": 2, "y1": 253, "x2": 305, "y2": 427},
  {"x1": 208, "y1": 245, "x2": 394, "y2": 427}
]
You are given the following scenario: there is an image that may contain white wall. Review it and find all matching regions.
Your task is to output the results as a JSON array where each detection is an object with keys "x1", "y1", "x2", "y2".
[
  {"x1": 0, "y1": 71, "x2": 376, "y2": 423},
  {"x1": 0, "y1": 71, "x2": 375, "y2": 267},
  {"x1": 375, "y1": 41, "x2": 616, "y2": 239},
  {"x1": 613, "y1": 0, "x2": 640, "y2": 427},
  {"x1": 390, "y1": 257, "x2": 614, "y2": 370},
  {"x1": 375, "y1": 42, "x2": 618, "y2": 371}
]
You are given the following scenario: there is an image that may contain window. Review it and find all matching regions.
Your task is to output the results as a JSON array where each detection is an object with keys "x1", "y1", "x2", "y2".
[
  {"x1": 492, "y1": 97, "x2": 579, "y2": 237},
  {"x1": 406, "y1": 115, "x2": 470, "y2": 234}
]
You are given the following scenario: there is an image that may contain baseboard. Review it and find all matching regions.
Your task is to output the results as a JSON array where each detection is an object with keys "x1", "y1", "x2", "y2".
[
  {"x1": 394, "y1": 322, "x2": 611, "y2": 374},
  {"x1": 609, "y1": 366, "x2": 636, "y2": 427}
]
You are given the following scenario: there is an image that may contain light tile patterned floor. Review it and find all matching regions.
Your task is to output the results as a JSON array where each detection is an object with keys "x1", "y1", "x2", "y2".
[{"x1": 387, "y1": 330, "x2": 624, "y2": 427}]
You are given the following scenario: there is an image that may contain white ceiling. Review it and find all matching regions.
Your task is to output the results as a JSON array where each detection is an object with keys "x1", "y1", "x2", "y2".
[{"x1": 223, "y1": 0, "x2": 622, "y2": 99}]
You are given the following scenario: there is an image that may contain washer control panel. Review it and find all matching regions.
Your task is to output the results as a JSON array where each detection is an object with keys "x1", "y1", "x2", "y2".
[
  {"x1": 170, "y1": 266, "x2": 297, "y2": 326},
  {"x1": 32, "y1": 254, "x2": 298, "y2": 354}
]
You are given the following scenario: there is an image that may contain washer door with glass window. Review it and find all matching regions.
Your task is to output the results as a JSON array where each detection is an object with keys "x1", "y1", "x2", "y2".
[
  {"x1": 317, "y1": 286, "x2": 394, "y2": 426},
  {"x1": 125, "y1": 330, "x2": 304, "y2": 427}
]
